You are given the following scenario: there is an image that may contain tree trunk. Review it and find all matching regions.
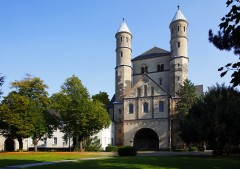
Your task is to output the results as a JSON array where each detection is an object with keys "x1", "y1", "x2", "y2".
[
  {"x1": 17, "y1": 137, "x2": 23, "y2": 150},
  {"x1": 33, "y1": 138, "x2": 38, "y2": 152},
  {"x1": 79, "y1": 140, "x2": 83, "y2": 152}
]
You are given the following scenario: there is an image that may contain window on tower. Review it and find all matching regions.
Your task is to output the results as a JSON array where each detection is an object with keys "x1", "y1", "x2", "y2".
[
  {"x1": 178, "y1": 42, "x2": 180, "y2": 48},
  {"x1": 126, "y1": 37, "x2": 128, "y2": 42},
  {"x1": 120, "y1": 37, "x2": 123, "y2": 42},
  {"x1": 120, "y1": 52, "x2": 123, "y2": 57},
  {"x1": 184, "y1": 26, "x2": 186, "y2": 32},
  {"x1": 178, "y1": 25, "x2": 180, "y2": 31}
]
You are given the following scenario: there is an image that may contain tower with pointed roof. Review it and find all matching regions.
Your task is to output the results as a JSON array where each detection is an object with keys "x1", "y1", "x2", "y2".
[
  {"x1": 115, "y1": 19, "x2": 132, "y2": 102},
  {"x1": 169, "y1": 6, "x2": 189, "y2": 96}
]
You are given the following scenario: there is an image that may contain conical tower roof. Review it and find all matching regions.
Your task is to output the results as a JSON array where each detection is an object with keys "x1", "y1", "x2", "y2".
[
  {"x1": 171, "y1": 6, "x2": 187, "y2": 22},
  {"x1": 117, "y1": 18, "x2": 131, "y2": 34}
]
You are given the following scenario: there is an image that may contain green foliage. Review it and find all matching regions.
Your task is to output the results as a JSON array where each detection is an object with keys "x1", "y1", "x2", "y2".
[
  {"x1": 209, "y1": 0, "x2": 240, "y2": 87},
  {"x1": 180, "y1": 83, "x2": 240, "y2": 155},
  {"x1": 117, "y1": 146, "x2": 137, "y2": 156},
  {"x1": 176, "y1": 79, "x2": 198, "y2": 119},
  {"x1": 83, "y1": 136, "x2": 102, "y2": 152},
  {"x1": 105, "y1": 146, "x2": 119, "y2": 152},
  {"x1": 92, "y1": 91, "x2": 110, "y2": 108},
  {"x1": 0, "y1": 75, "x2": 57, "y2": 151},
  {"x1": 189, "y1": 146, "x2": 198, "y2": 152},
  {"x1": 50, "y1": 75, "x2": 111, "y2": 151}
]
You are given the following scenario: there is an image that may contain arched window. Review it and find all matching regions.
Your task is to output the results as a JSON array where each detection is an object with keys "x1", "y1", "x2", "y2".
[
  {"x1": 141, "y1": 66, "x2": 148, "y2": 74},
  {"x1": 157, "y1": 64, "x2": 161, "y2": 72},
  {"x1": 126, "y1": 37, "x2": 128, "y2": 42},
  {"x1": 143, "y1": 102, "x2": 148, "y2": 113},
  {"x1": 120, "y1": 37, "x2": 123, "y2": 42},
  {"x1": 159, "y1": 101, "x2": 164, "y2": 112},
  {"x1": 129, "y1": 104, "x2": 134, "y2": 114},
  {"x1": 161, "y1": 64, "x2": 164, "y2": 71},
  {"x1": 178, "y1": 42, "x2": 180, "y2": 48},
  {"x1": 120, "y1": 51, "x2": 123, "y2": 57},
  {"x1": 141, "y1": 67, "x2": 145, "y2": 74},
  {"x1": 184, "y1": 26, "x2": 186, "y2": 32},
  {"x1": 145, "y1": 66, "x2": 148, "y2": 73},
  {"x1": 178, "y1": 25, "x2": 180, "y2": 31}
]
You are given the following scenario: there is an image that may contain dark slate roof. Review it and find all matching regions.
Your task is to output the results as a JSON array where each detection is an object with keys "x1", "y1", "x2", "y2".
[
  {"x1": 132, "y1": 47, "x2": 170, "y2": 61},
  {"x1": 108, "y1": 94, "x2": 116, "y2": 106}
]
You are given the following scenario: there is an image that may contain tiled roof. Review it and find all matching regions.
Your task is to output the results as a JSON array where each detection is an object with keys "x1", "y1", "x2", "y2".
[{"x1": 132, "y1": 47, "x2": 170, "y2": 61}]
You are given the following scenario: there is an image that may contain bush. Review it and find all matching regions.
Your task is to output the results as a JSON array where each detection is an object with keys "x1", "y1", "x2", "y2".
[
  {"x1": 83, "y1": 136, "x2": 102, "y2": 152},
  {"x1": 105, "y1": 146, "x2": 118, "y2": 152},
  {"x1": 117, "y1": 146, "x2": 137, "y2": 156},
  {"x1": 189, "y1": 146, "x2": 198, "y2": 152}
]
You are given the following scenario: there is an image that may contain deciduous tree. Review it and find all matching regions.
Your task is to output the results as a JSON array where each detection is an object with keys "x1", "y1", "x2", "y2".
[
  {"x1": 51, "y1": 75, "x2": 110, "y2": 151},
  {"x1": 0, "y1": 75, "x2": 57, "y2": 151}
]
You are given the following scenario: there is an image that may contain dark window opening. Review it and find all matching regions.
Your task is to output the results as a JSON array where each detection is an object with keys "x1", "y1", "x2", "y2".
[
  {"x1": 119, "y1": 109, "x2": 121, "y2": 114},
  {"x1": 143, "y1": 102, "x2": 148, "y2": 113},
  {"x1": 159, "y1": 78, "x2": 162, "y2": 85},
  {"x1": 144, "y1": 85, "x2": 147, "y2": 96},
  {"x1": 151, "y1": 87, "x2": 154, "y2": 95},
  {"x1": 129, "y1": 104, "x2": 134, "y2": 114},
  {"x1": 159, "y1": 101, "x2": 164, "y2": 112},
  {"x1": 137, "y1": 87, "x2": 141, "y2": 96},
  {"x1": 178, "y1": 25, "x2": 180, "y2": 31},
  {"x1": 178, "y1": 42, "x2": 180, "y2": 48}
]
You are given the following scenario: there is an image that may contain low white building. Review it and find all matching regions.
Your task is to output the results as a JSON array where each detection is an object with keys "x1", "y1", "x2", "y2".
[{"x1": 0, "y1": 122, "x2": 114, "y2": 151}]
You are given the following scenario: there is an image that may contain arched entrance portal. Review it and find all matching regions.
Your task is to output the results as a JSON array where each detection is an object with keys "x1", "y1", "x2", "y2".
[
  {"x1": 5, "y1": 138, "x2": 15, "y2": 151},
  {"x1": 133, "y1": 128, "x2": 159, "y2": 151}
]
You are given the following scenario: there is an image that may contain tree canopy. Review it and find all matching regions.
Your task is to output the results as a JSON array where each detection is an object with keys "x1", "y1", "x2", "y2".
[
  {"x1": 92, "y1": 91, "x2": 110, "y2": 108},
  {"x1": 0, "y1": 75, "x2": 57, "y2": 151},
  {"x1": 175, "y1": 79, "x2": 198, "y2": 119},
  {"x1": 209, "y1": 0, "x2": 240, "y2": 87},
  {"x1": 180, "y1": 84, "x2": 240, "y2": 155},
  {"x1": 50, "y1": 75, "x2": 111, "y2": 151}
]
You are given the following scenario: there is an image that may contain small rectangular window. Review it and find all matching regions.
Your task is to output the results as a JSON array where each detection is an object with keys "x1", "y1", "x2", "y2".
[
  {"x1": 159, "y1": 78, "x2": 162, "y2": 85},
  {"x1": 137, "y1": 87, "x2": 141, "y2": 96},
  {"x1": 151, "y1": 87, "x2": 154, "y2": 95},
  {"x1": 119, "y1": 109, "x2": 121, "y2": 114},
  {"x1": 178, "y1": 42, "x2": 180, "y2": 48},
  {"x1": 159, "y1": 101, "x2": 164, "y2": 112},
  {"x1": 53, "y1": 137, "x2": 57, "y2": 145},
  {"x1": 144, "y1": 85, "x2": 147, "y2": 96}
]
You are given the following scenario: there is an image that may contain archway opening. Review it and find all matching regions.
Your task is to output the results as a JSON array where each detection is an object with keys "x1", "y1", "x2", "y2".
[
  {"x1": 5, "y1": 138, "x2": 15, "y2": 151},
  {"x1": 133, "y1": 128, "x2": 159, "y2": 151}
]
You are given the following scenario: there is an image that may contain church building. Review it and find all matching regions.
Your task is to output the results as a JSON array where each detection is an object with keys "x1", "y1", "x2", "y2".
[{"x1": 108, "y1": 7, "x2": 190, "y2": 150}]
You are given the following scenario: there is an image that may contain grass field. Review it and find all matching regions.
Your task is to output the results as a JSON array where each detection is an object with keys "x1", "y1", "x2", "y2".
[
  {"x1": 0, "y1": 152, "x2": 113, "y2": 167},
  {"x1": 0, "y1": 152, "x2": 239, "y2": 169}
]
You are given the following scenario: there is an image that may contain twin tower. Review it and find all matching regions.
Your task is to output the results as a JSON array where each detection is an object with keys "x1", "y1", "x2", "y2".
[{"x1": 115, "y1": 7, "x2": 188, "y2": 102}]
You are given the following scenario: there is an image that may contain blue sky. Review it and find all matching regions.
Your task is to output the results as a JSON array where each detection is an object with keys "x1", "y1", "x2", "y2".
[{"x1": 0, "y1": 0, "x2": 238, "y2": 98}]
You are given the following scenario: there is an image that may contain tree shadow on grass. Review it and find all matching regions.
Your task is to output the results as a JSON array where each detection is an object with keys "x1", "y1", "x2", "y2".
[
  {"x1": 27, "y1": 156, "x2": 240, "y2": 169},
  {"x1": 0, "y1": 159, "x2": 42, "y2": 167}
]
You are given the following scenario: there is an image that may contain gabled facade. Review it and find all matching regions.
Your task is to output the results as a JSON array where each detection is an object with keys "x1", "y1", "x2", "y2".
[{"x1": 108, "y1": 7, "x2": 190, "y2": 150}]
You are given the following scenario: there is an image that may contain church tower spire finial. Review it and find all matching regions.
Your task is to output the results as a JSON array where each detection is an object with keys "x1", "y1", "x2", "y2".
[{"x1": 178, "y1": 5, "x2": 180, "y2": 10}]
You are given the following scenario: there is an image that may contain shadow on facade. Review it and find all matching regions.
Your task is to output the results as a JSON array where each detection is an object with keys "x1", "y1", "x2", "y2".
[
  {"x1": 133, "y1": 128, "x2": 159, "y2": 151},
  {"x1": 4, "y1": 138, "x2": 15, "y2": 151}
]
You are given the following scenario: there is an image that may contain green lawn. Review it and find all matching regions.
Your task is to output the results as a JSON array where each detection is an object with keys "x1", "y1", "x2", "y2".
[
  {"x1": 27, "y1": 156, "x2": 240, "y2": 169},
  {"x1": 0, "y1": 152, "x2": 113, "y2": 167},
  {"x1": 0, "y1": 152, "x2": 239, "y2": 169}
]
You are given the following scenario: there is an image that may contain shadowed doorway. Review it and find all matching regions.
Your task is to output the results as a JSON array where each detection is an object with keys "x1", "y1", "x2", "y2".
[
  {"x1": 5, "y1": 138, "x2": 15, "y2": 151},
  {"x1": 133, "y1": 128, "x2": 159, "y2": 151}
]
